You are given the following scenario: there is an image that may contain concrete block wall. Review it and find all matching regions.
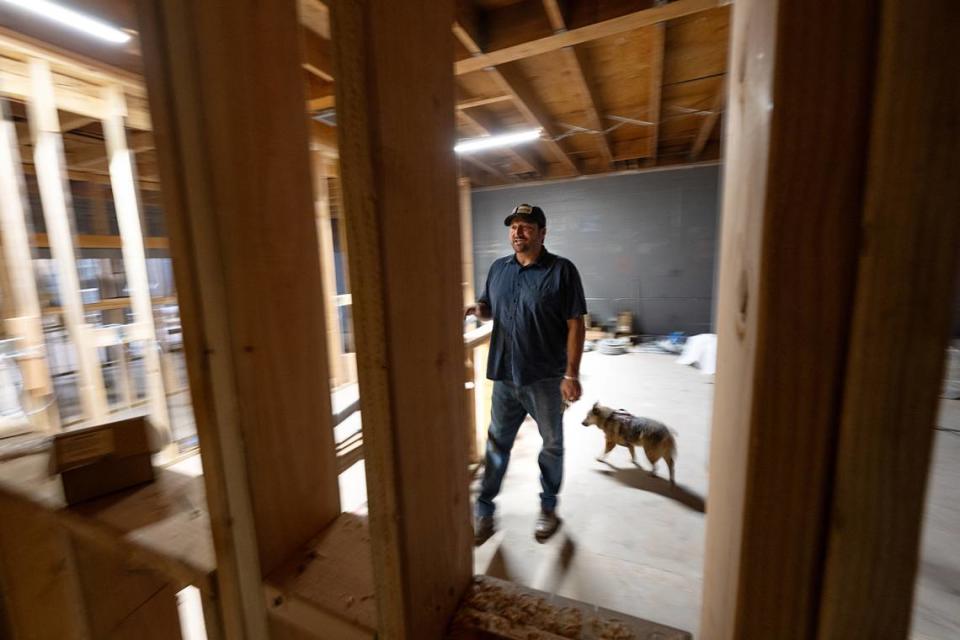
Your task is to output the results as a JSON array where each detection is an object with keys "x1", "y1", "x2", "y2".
[{"x1": 472, "y1": 164, "x2": 722, "y2": 336}]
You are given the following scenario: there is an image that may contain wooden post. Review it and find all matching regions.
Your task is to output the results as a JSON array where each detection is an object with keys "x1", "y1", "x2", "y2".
[
  {"x1": 816, "y1": 0, "x2": 960, "y2": 636},
  {"x1": 312, "y1": 148, "x2": 346, "y2": 388},
  {"x1": 331, "y1": 0, "x2": 473, "y2": 636},
  {"x1": 26, "y1": 59, "x2": 108, "y2": 425},
  {"x1": 702, "y1": 0, "x2": 959, "y2": 638},
  {"x1": 458, "y1": 177, "x2": 475, "y2": 308},
  {"x1": 101, "y1": 85, "x2": 172, "y2": 447},
  {"x1": 0, "y1": 97, "x2": 59, "y2": 431},
  {"x1": 137, "y1": 0, "x2": 341, "y2": 637}
]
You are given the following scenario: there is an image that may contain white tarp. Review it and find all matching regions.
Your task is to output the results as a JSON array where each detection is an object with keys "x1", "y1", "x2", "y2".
[{"x1": 676, "y1": 333, "x2": 717, "y2": 375}]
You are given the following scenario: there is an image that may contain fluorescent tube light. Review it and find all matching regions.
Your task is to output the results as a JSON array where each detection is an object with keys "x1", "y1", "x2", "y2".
[
  {"x1": 455, "y1": 128, "x2": 542, "y2": 153},
  {"x1": 3, "y1": 0, "x2": 131, "y2": 44}
]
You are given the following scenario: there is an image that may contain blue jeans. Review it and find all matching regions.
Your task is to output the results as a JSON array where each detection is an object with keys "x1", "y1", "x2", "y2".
[{"x1": 476, "y1": 377, "x2": 564, "y2": 518}]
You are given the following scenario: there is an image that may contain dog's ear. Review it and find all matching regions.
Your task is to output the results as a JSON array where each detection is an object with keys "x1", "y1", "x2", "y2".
[{"x1": 592, "y1": 401, "x2": 599, "y2": 410}]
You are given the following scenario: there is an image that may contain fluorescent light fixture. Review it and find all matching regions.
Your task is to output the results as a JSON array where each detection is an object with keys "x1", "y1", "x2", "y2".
[
  {"x1": 455, "y1": 128, "x2": 542, "y2": 153},
  {"x1": 3, "y1": 0, "x2": 131, "y2": 44}
]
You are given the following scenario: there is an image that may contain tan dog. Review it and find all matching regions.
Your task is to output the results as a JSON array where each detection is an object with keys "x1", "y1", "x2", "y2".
[{"x1": 582, "y1": 402, "x2": 677, "y2": 487}]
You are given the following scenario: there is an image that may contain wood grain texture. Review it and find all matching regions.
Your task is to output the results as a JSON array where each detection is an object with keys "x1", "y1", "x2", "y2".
[
  {"x1": 0, "y1": 494, "x2": 89, "y2": 639},
  {"x1": 701, "y1": 0, "x2": 879, "y2": 637},
  {"x1": 456, "y1": 0, "x2": 726, "y2": 75},
  {"x1": 817, "y1": 0, "x2": 960, "y2": 636},
  {"x1": 137, "y1": 0, "x2": 341, "y2": 636},
  {"x1": 331, "y1": 0, "x2": 473, "y2": 636}
]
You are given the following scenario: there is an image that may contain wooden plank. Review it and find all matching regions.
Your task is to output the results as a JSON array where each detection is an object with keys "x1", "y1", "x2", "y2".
[
  {"x1": 137, "y1": 0, "x2": 341, "y2": 637},
  {"x1": 0, "y1": 493, "x2": 89, "y2": 639},
  {"x1": 816, "y1": 0, "x2": 960, "y2": 636},
  {"x1": 458, "y1": 94, "x2": 512, "y2": 110},
  {"x1": 491, "y1": 63, "x2": 579, "y2": 175},
  {"x1": 700, "y1": 0, "x2": 880, "y2": 637},
  {"x1": 301, "y1": 28, "x2": 334, "y2": 82},
  {"x1": 32, "y1": 233, "x2": 169, "y2": 250},
  {"x1": 646, "y1": 23, "x2": 665, "y2": 165},
  {"x1": 331, "y1": 0, "x2": 473, "y2": 635},
  {"x1": 0, "y1": 97, "x2": 59, "y2": 431},
  {"x1": 71, "y1": 541, "x2": 183, "y2": 640},
  {"x1": 27, "y1": 59, "x2": 108, "y2": 424},
  {"x1": 312, "y1": 149, "x2": 346, "y2": 387},
  {"x1": 298, "y1": 0, "x2": 331, "y2": 39},
  {"x1": 70, "y1": 131, "x2": 153, "y2": 169},
  {"x1": 455, "y1": 0, "x2": 727, "y2": 75},
  {"x1": 541, "y1": 0, "x2": 613, "y2": 167},
  {"x1": 265, "y1": 513, "x2": 376, "y2": 639},
  {"x1": 101, "y1": 86, "x2": 171, "y2": 448},
  {"x1": 689, "y1": 89, "x2": 723, "y2": 160}
]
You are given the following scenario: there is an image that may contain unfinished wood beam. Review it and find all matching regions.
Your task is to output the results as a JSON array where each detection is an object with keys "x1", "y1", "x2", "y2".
[
  {"x1": 646, "y1": 23, "x2": 665, "y2": 165},
  {"x1": 456, "y1": 0, "x2": 727, "y2": 75},
  {"x1": 27, "y1": 59, "x2": 108, "y2": 424},
  {"x1": 700, "y1": 0, "x2": 887, "y2": 637},
  {"x1": 491, "y1": 63, "x2": 579, "y2": 175},
  {"x1": 457, "y1": 94, "x2": 512, "y2": 110},
  {"x1": 0, "y1": 98, "x2": 59, "y2": 431},
  {"x1": 301, "y1": 27, "x2": 334, "y2": 82},
  {"x1": 460, "y1": 154, "x2": 509, "y2": 181},
  {"x1": 453, "y1": 16, "x2": 577, "y2": 174},
  {"x1": 816, "y1": 0, "x2": 960, "y2": 636},
  {"x1": 101, "y1": 85, "x2": 171, "y2": 448},
  {"x1": 311, "y1": 150, "x2": 346, "y2": 388},
  {"x1": 59, "y1": 114, "x2": 96, "y2": 132},
  {"x1": 689, "y1": 89, "x2": 724, "y2": 160},
  {"x1": 298, "y1": 0, "x2": 331, "y2": 39},
  {"x1": 69, "y1": 130, "x2": 154, "y2": 169},
  {"x1": 332, "y1": 0, "x2": 472, "y2": 635},
  {"x1": 541, "y1": 0, "x2": 613, "y2": 167},
  {"x1": 138, "y1": 0, "x2": 342, "y2": 637}
]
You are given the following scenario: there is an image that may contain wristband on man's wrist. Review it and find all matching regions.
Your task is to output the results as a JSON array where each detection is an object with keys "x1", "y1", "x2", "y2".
[{"x1": 563, "y1": 375, "x2": 578, "y2": 381}]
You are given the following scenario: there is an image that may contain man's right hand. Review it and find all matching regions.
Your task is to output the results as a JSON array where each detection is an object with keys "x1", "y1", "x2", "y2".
[{"x1": 465, "y1": 302, "x2": 490, "y2": 320}]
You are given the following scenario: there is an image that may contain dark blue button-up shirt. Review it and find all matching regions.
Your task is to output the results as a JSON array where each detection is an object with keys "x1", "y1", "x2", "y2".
[{"x1": 478, "y1": 248, "x2": 587, "y2": 386}]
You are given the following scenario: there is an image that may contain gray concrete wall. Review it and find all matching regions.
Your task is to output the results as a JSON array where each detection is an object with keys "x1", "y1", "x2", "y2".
[{"x1": 472, "y1": 165, "x2": 721, "y2": 336}]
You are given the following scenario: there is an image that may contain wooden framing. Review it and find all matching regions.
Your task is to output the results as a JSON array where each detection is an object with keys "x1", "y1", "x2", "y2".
[
  {"x1": 689, "y1": 89, "x2": 723, "y2": 161},
  {"x1": 702, "y1": 0, "x2": 959, "y2": 638},
  {"x1": 0, "y1": 96, "x2": 59, "y2": 431},
  {"x1": 646, "y1": 23, "x2": 665, "y2": 165},
  {"x1": 816, "y1": 0, "x2": 960, "y2": 635},
  {"x1": 27, "y1": 59, "x2": 109, "y2": 425},
  {"x1": 332, "y1": 0, "x2": 473, "y2": 635},
  {"x1": 101, "y1": 85, "x2": 171, "y2": 446},
  {"x1": 455, "y1": 0, "x2": 727, "y2": 75},
  {"x1": 137, "y1": 0, "x2": 341, "y2": 637},
  {"x1": 312, "y1": 149, "x2": 347, "y2": 388},
  {"x1": 541, "y1": 0, "x2": 613, "y2": 167}
]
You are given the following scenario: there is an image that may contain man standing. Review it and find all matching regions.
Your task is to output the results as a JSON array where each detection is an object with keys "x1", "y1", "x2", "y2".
[{"x1": 465, "y1": 204, "x2": 586, "y2": 545}]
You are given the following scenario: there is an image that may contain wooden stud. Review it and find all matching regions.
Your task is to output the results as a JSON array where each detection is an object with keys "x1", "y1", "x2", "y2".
[
  {"x1": 0, "y1": 97, "x2": 60, "y2": 431},
  {"x1": 27, "y1": 58, "x2": 108, "y2": 424},
  {"x1": 455, "y1": 0, "x2": 728, "y2": 75},
  {"x1": 137, "y1": 0, "x2": 342, "y2": 637},
  {"x1": 816, "y1": 0, "x2": 960, "y2": 636},
  {"x1": 700, "y1": 0, "x2": 886, "y2": 637},
  {"x1": 312, "y1": 149, "x2": 347, "y2": 388},
  {"x1": 101, "y1": 85, "x2": 172, "y2": 448},
  {"x1": 331, "y1": 0, "x2": 473, "y2": 635}
]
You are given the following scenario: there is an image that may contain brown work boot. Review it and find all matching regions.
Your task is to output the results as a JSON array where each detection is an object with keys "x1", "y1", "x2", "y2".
[
  {"x1": 534, "y1": 509, "x2": 561, "y2": 543},
  {"x1": 474, "y1": 515, "x2": 495, "y2": 547}
]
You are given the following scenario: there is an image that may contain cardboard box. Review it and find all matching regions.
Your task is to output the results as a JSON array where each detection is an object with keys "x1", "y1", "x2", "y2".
[{"x1": 51, "y1": 415, "x2": 156, "y2": 505}]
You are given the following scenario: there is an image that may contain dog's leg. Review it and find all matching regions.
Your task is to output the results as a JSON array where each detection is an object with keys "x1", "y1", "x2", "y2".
[
  {"x1": 628, "y1": 444, "x2": 640, "y2": 466},
  {"x1": 597, "y1": 439, "x2": 615, "y2": 462},
  {"x1": 646, "y1": 450, "x2": 659, "y2": 477},
  {"x1": 666, "y1": 455, "x2": 676, "y2": 488}
]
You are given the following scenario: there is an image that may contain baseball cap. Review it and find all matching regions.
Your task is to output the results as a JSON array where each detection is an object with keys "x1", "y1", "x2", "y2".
[{"x1": 504, "y1": 203, "x2": 546, "y2": 227}]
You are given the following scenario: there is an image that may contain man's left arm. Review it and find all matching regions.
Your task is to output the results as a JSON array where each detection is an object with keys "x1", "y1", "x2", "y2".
[
  {"x1": 560, "y1": 261, "x2": 587, "y2": 403},
  {"x1": 561, "y1": 317, "x2": 585, "y2": 402}
]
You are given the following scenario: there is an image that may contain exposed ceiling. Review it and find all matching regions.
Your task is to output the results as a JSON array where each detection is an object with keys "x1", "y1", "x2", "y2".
[{"x1": 0, "y1": 0, "x2": 729, "y2": 187}]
